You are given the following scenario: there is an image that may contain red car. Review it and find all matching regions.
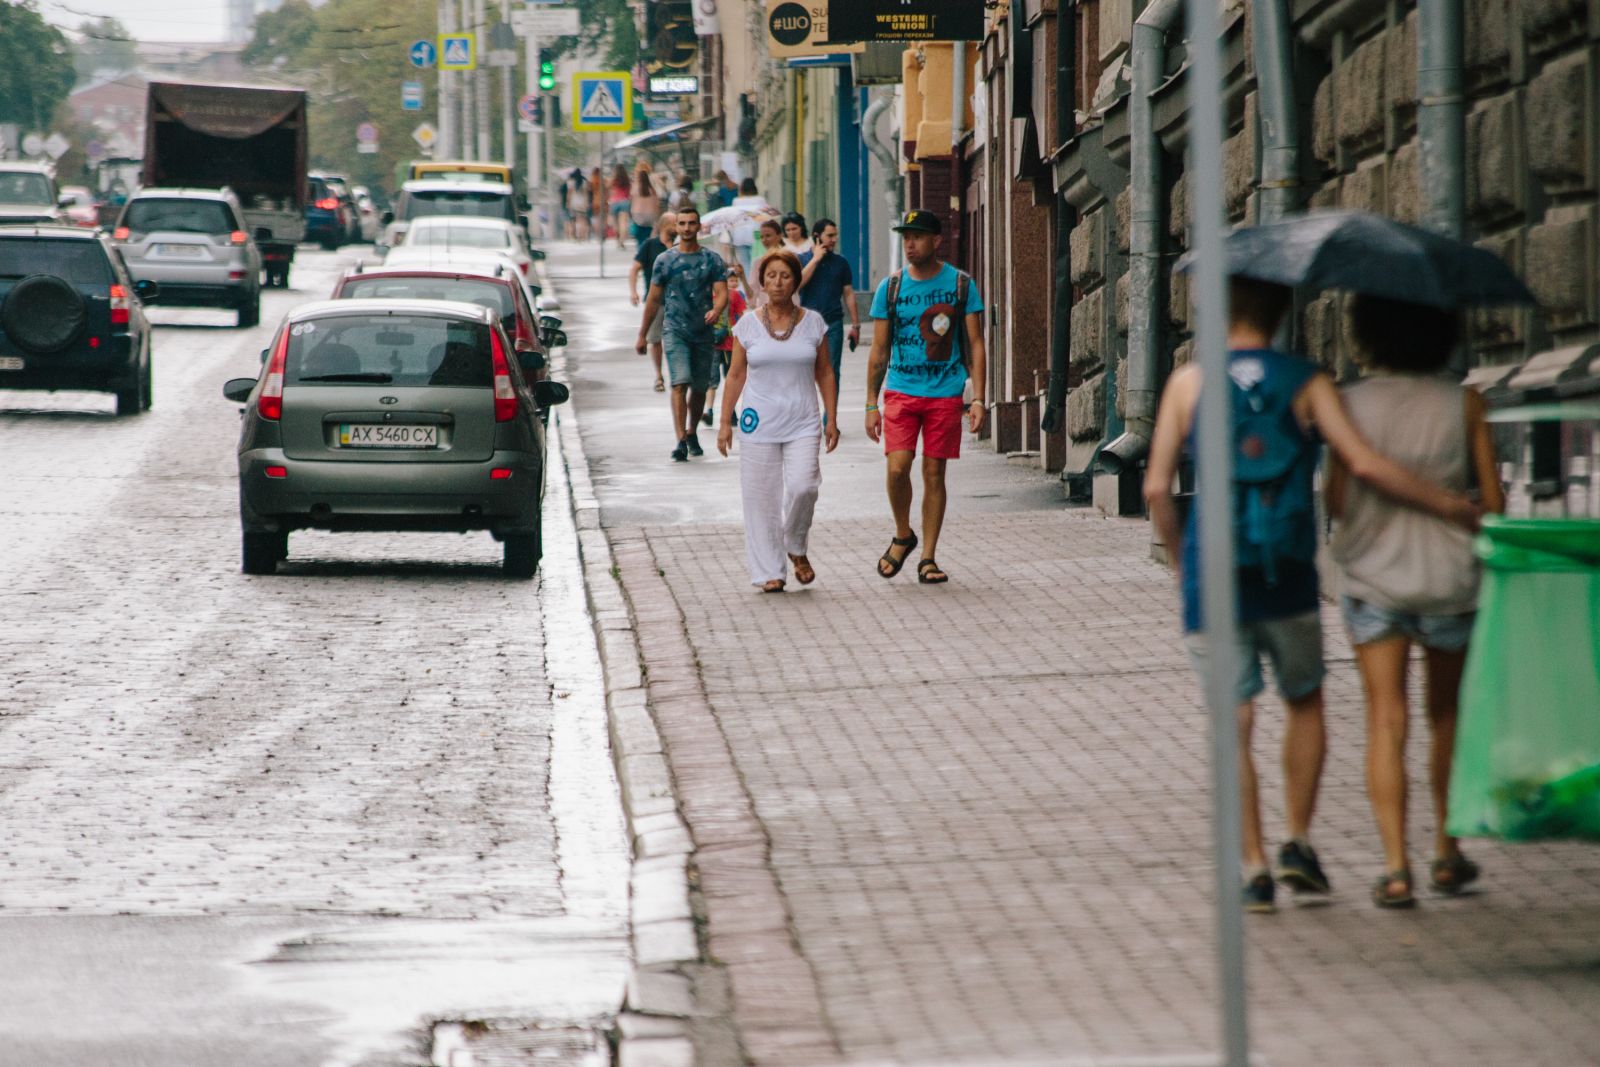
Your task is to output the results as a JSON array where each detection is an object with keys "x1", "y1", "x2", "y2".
[{"x1": 329, "y1": 267, "x2": 550, "y2": 382}]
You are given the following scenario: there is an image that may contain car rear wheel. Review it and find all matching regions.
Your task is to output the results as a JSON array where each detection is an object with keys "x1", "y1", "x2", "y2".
[
  {"x1": 502, "y1": 528, "x2": 541, "y2": 579},
  {"x1": 238, "y1": 291, "x2": 260, "y2": 328},
  {"x1": 115, "y1": 358, "x2": 151, "y2": 416},
  {"x1": 242, "y1": 531, "x2": 279, "y2": 575}
]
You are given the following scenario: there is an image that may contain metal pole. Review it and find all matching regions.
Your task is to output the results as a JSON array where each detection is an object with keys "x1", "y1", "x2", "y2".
[
  {"x1": 1418, "y1": 0, "x2": 1465, "y2": 240},
  {"x1": 501, "y1": 0, "x2": 514, "y2": 165},
  {"x1": 458, "y1": 0, "x2": 474, "y2": 160},
  {"x1": 437, "y1": 0, "x2": 454, "y2": 159},
  {"x1": 598, "y1": 132, "x2": 606, "y2": 277},
  {"x1": 524, "y1": 23, "x2": 541, "y2": 224},
  {"x1": 475, "y1": 0, "x2": 491, "y2": 161},
  {"x1": 1185, "y1": 0, "x2": 1250, "y2": 1064}
]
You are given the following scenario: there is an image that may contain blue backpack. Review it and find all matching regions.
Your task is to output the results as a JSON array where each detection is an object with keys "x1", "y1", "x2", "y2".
[{"x1": 1228, "y1": 353, "x2": 1319, "y2": 583}]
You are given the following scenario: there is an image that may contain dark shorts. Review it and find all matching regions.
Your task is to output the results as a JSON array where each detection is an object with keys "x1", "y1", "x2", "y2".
[{"x1": 663, "y1": 333, "x2": 717, "y2": 391}]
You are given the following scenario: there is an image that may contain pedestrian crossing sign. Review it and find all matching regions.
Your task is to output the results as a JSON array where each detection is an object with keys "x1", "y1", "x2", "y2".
[
  {"x1": 572, "y1": 71, "x2": 632, "y2": 132},
  {"x1": 438, "y1": 33, "x2": 476, "y2": 71}
]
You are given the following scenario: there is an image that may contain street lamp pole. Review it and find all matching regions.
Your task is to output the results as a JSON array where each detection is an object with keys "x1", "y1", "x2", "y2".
[
  {"x1": 475, "y1": 0, "x2": 491, "y2": 161},
  {"x1": 501, "y1": 0, "x2": 514, "y2": 165},
  {"x1": 437, "y1": 0, "x2": 455, "y2": 159},
  {"x1": 524, "y1": 21, "x2": 542, "y2": 213}
]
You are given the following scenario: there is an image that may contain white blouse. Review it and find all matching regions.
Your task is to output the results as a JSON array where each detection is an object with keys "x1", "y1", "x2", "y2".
[{"x1": 731, "y1": 307, "x2": 828, "y2": 444}]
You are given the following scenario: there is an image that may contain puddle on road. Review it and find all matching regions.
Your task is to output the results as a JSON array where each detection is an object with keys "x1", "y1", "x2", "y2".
[{"x1": 248, "y1": 424, "x2": 631, "y2": 1067}]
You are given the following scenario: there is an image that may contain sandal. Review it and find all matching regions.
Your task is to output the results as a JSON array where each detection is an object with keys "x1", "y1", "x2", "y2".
[
  {"x1": 788, "y1": 554, "x2": 815, "y2": 585},
  {"x1": 760, "y1": 579, "x2": 786, "y2": 593},
  {"x1": 1371, "y1": 868, "x2": 1416, "y2": 909},
  {"x1": 653, "y1": 377, "x2": 666, "y2": 392},
  {"x1": 877, "y1": 533, "x2": 917, "y2": 579},
  {"x1": 917, "y1": 559, "x2": 949, "y2": 585},
  {"x1": 1430, "y1": 854, "x2": 1480, "y2": 896}
]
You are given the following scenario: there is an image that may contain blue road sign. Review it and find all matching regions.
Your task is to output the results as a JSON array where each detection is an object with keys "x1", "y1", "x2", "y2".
[
  {"x1": 572, "y1": 72, "x2": 631, "y2": 132},
  {"x1": 402, "y1": 82, "x2": 424, "y2": 111},
  {"x1": 408, "y1": 40, "x2": 436, "y2": 68}
]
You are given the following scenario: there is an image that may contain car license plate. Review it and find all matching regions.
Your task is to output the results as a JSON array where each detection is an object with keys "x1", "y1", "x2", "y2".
[
  {"x1": 0, "y1": 356, "x2": 22, "y2": 371},
  {"x1": 155, "y1": 243, "x2": 205, "y2": 257},
  {"x1": 339, "y1": 423, "x2": 438, "y2": 448}
]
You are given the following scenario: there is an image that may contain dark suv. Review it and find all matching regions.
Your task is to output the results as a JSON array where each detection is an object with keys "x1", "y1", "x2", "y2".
[{"x1": 0, "y1": 226, "x2": 157, "y2": 415}]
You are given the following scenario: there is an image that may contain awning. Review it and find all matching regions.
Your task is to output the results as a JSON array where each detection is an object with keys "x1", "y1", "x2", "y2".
[{"x1": 612, "y1": 115, "x2": 719, "y2": 151}]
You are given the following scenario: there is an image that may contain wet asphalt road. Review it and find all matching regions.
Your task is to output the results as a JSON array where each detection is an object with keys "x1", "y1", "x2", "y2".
[{"x1": 0, "y1": 248, "x2": 629, "y2": 1066}]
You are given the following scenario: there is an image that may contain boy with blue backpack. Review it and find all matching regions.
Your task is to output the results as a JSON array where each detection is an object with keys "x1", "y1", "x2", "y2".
[{"x1": 1142, "y1": 277, "x2": 1480, "y2": 914}]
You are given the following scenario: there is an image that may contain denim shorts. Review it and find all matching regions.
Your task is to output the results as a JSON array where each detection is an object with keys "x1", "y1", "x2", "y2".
[
  {"x1": 1184, "y1": 611, "x2": 1326, "y2": 705},
  {"x1": 663, "y1": 332, "x2": 717, "y2": 391},
  {"x1": 1340, "y1": 596, "x2": 1476, "y2": 652}
]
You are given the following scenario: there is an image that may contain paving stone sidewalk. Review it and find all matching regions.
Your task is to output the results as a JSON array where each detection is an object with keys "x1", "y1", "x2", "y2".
[{"x1": 608, "y1": 503, "x2": 1600, "y2": 1066}]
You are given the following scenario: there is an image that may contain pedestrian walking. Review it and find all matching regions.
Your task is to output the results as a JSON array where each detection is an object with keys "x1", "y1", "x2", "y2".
[
  {"x1": 565, "y1": 169, "x2": 589, "y2": 241},
  {"x1": 780, "y1": 213, "x2": 809, "y2": 257},
  {"x1": 630, "y1": 211, "x2": 677, "y2": 393},
  {"x1": 711, "y1": 169, "x2": 738, "y2": 209},
  {"x1": 1141, "y1": 276, "x2": 1483, "y2": 915},
  {"x1": 704, "y1": 269, "x2": 749, "y2": 428},
  {"x1": 745, "y1": 220, "x2": 784, "y2": 308},
  {"x1": 608, "y1": 164, "x2": 632, "y2": 250},
  {"x1": 717, "y1": 250, "x2": 840, "y2": 592},
  {"x1": 636, "y1": 205, "x2": 728, "y2": 461},
  {"x1": 729, "y1": 178, "x2": 773, "y2": 275},
  {"x1": 797, "y1": 218, "x2": 861, "y2": 406},
  {"x1": 589, "y1": 167, "x2": 606, "y2": 242},
  {"x1": 1327, "y1": 294, "x2": 1504, "y2": 908},
  {"x1": 669, "y1": 173, "x2": 696, "y2": 214},
  {"x1": 630, "y1": 163, "x2": 661, "y2": 248},
  {"x1": 864, "y1": 210, "x2": 986, "y2": 585}
]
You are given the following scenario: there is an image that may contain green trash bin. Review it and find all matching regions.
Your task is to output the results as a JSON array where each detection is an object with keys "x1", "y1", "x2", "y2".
[{"x1": 1447, "y1": 516, "x2": 1600, "y2": 841}]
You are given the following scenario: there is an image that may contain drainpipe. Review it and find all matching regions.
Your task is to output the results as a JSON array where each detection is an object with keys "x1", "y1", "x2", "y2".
[
  {"x1": 1254, "y1": 0, "x2": 1299, "y2": 223},
  {"x1": 1041, "y1": 0, "x2": 1077, "y2": 434},
  {"x1": 1417, "y1": 0, "x2": 1465, "y2": 240},
  {"x1": 1099, "y1": 0, "x2": 1183, "y2": 475},
  {"x1": 861, "y1": 91, "x2": 905, "y2": 272},
  {"x1": 951, "y1": 42, "x2": 966, "y2": 147}
]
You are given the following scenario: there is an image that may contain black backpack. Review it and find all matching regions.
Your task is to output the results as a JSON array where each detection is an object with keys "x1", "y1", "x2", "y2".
[{"x1": 885, "y1": 267, "x2": 972, "y2": 367}]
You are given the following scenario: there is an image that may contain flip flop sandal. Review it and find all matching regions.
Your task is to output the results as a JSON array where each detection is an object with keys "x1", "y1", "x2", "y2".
[
  {"x1": 788, "y1": 554, "x2": 815, "y2": 585},
  {"x1": 917, "y1": 559, "x2": 949, "y2": 585},
  {"x1": 654, "y1": 377, "x2": 666, "y2": 392},
  {"x1": 878, "y1": 533, "x2": 917, "y2": 579},
  {"x1": 1372, "y1": 869, "x2": 1416, "y2": 909},
  {"x1": 760, "y1": 579, "x2": 786, "y2": 593},
  {"x1": 1430, "y1": 855, "x2": 1480, "y2": 896}
]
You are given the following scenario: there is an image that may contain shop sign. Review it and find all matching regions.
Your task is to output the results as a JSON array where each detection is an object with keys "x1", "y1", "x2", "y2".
[
  {"x1": 765, "y1": 0, "x2": 863, "y2": 58},
  {"x1": 827, "y1": 0, "x2": 985, "y2": 43}
]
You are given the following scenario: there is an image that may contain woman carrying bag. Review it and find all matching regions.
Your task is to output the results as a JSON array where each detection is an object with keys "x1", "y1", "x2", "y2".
[{"x1": 717, "y1": 251, "x2": 839, "y2": 592}]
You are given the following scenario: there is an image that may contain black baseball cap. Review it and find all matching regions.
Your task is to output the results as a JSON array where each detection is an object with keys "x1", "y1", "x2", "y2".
[{"x1": 892, "y1": 209, "x2": 941, "y2": 235}]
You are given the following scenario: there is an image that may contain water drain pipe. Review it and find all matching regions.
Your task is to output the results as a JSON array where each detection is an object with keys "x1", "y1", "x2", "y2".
[
  {"x1": 1099, "y1": 0, "x2": 1183, "y2": 475},
  {"x1": 1042, "y1": 0, "x2": 1078, "y2": 434},
  {"x1": 861, "y1": 91, "x2": 904, "y2": 272},
  {"x1": 1254, "y1": 0, "x2": 1299, "y2": 224},
  {"x1": 1418, "y1": 0, "x2": 1465, "y2": 240}
]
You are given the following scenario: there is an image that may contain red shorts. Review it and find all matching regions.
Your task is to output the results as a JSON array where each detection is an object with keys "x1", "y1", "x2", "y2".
[{"x1": 882, "y1": 390, "x2": 964, "y2": 459}]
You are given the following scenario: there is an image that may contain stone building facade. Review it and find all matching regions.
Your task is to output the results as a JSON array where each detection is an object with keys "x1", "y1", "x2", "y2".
[{"x1": 976, "y1": 0, "x2": 1600, "y2": 510}]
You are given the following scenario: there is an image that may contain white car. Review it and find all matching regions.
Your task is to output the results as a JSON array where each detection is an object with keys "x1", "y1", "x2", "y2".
[
  {"x1": 399, "y1": 217, "x2": 534, "y2": 279},
  {"x1": 379, "y1": 247, "x2": 544, "y2": 312}
]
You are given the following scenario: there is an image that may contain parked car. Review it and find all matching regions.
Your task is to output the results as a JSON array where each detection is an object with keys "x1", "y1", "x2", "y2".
[
  {"x1": 329, "y1": 266, "x2": 552, "y2": 380},
  {"x1": 58, "y1": 185, "x2": 101, "y2": 228},
  {"x1": 314, "y1": 173, "x2": 362, "y2": 244},
  {"x1": 401, "y1": 217, "x2": 536, "y2": 278},
  {"x1": 113, "y1": 187, "x2": 263, "y2": 327},
  {"x1": 0, "y1": 161, "x2": 65, "y2": 225},
  {"x1": 350, "y1": 185, "x2": 383, "y2": 243},
  {"x1": 377, "y1": 247, "x2": 543, "y2": 312},
  {"x1": 305, "y1": 174, "x2": 354, "y2": 250},
  {"x1": 378, "y1": 179, "x2": 520, "y2": 255},
  {"x1": 0, "y1": 225, "x2": 157, "y2": 415},
  {"x1": 221, "y1": 298, "x2": 569, "y2": 577}
]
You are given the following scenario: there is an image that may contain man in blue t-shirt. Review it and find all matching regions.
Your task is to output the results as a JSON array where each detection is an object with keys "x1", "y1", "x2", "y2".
[
  {"x1": 797, "y1": 218, "x2": 861, "y2": 405},
  {"x1": 864, "y1": 209, "x2": 987, "y2": 585}
]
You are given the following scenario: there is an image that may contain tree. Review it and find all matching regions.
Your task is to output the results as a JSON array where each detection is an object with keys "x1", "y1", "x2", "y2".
[
  {"x1": 242, "y1": 0, "x2": 317, "y2": 69},
  {"x1": 0, "y1": 2, "x2": 76, "y2": 132},
  {"x1": 73, "y1": 16, "x2": 137, "y2": 82},
  {"x1": 568, "y1": 0, "x2": 639, "y2": 73}
]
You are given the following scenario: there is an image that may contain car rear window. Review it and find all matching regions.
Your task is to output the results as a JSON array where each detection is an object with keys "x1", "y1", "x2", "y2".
[
  {"x1": 287, "y1": 315, "x2": 493, "y2": 388},
  {"x1": 124, "y1": 198, "x2": 234, "y2": 234},
  {"x1": 0, "y1": 238, "x2": 111, "y2": 283},
  {"x1": 407, "y1": 224, "x2": 510, "y2": 250},
  {"x1": 402, "y1": 190, "x2": 514, "y2": 222},
  {"x1": 337, "y1": 276, "x2": 516, "y2": 332},
  {"x1": 0, "y1": 172, "x2": 54, "y2": 206}
]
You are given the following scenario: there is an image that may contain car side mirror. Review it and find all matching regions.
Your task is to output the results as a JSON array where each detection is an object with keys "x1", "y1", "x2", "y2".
[
  {"x1": 58, "y1": 195, "x2": 72, "y2": 209},
  {"x1": 259, "y1": 347, "x2": 271, "y2": 362},
  {"x1": 533, "y1": 380, "x2": 569, "y2": 408},
  {"x1": 528, "y1": 249, "x2": 546, "y2": 262},
  {"x1": 223, "y1": 377, "x2": 256, "y2": 403},
  {"x1": 514, "y1": 339, "x2": 546, "y2": 374},
  {"x1": 542, "y1": 329, "x2": 567, "y2": 349},
  {"x1": 133, "y1": 278, "x2": 159, "y2": 301},
  {"x1": 539, "y1": 315, "x2": 561, "y2": 330},
  {"x1": 380, "y1": 210, "x2": 394, "y2": 225}
]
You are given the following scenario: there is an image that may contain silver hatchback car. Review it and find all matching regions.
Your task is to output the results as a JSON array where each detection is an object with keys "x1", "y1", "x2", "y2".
[
  {"x1": 115, "y1": 188, "x2": 263, "y2": 326},
  {"x1": 222, "y1": 298, "x2": 568, "y2": 577}
]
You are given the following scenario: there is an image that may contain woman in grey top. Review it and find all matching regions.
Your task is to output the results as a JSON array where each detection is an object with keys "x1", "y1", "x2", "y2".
[{"x1": 1327, "y1": 295, "x2": 1504, "y2": 908}]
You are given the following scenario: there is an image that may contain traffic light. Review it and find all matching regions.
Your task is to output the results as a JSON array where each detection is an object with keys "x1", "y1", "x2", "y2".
[{"x1": 538, "y1": 50, "x2": 556, "y2": 92}]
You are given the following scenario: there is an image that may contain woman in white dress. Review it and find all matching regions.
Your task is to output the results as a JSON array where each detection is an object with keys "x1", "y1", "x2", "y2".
[{"x1": 716, "y1": 250, "x2": 840, "y2": 592}]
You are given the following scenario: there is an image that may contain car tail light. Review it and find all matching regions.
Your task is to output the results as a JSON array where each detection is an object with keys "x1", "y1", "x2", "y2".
[
  {"x1": 315, "y1": 197, "x2": 339, "y2": 210},
  {"x1": 112, "y1": 226, "x2": 130, "y2": 240},
  {"x1": 109, "y1": 284, "x2": 130, "y2": 325},
  {"x1": 230, "y1": 230, "x2": 248, "y2": 245},
  {"x1": 265, "y1": 465, "x2": 288, "y2": 479},
  {"x1": 490, "y1": 468, "x2": 513, "y2": 480},
  {"x1": 259, "y1": 329, "x2": 289, "y2": 420},
  {"x1": 228, "y1": 271, "x2": 246, "y2": 280},
  {"x1": 519, "y1": 261, "x2": 530, "y2": 275},
  {"x1": 490, "y1": 329, "x2": 517, "y2": 422}
]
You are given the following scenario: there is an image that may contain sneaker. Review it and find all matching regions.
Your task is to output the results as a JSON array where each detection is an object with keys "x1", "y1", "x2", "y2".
[
  {"x1": 1275, "y1": 840, "x2": 1331, "y2": 895},
  {"x1": 684, "y1": 432, "x2": 704, "y2": 457},
  {"x1": 670, "y1": 439, "x2": 689, "y2": 462},
  {"x1": 1244, "y1": 872, "x2": 1276, "y2": 914}
]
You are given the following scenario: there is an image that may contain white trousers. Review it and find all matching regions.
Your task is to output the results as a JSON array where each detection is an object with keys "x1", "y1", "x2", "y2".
[{"x1": 739, "y1": 436, "x2": 822, "y2": 584}]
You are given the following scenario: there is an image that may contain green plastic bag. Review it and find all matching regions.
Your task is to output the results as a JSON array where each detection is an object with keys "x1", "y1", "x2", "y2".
[{"x1": 1447, "y1": 517, "x2": 1600, "y2": 842}]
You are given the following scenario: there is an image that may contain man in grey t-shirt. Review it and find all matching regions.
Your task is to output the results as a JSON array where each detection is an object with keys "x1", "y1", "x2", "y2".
[{"x1": 637, "y1": 205, "x2": 728, "y2": 461}]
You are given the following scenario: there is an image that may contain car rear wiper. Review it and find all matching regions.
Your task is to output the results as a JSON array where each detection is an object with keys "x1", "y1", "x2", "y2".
[{"x1": 297, "y1": 372, "x2": 393, "y2": 383}]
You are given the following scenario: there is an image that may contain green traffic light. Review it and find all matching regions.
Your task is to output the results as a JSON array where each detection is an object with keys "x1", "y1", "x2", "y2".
[{"x1": 538, "y1": 56, "x2": 555, "y2": 92}]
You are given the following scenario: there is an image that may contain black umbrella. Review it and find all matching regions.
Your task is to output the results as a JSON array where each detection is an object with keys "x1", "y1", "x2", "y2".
[{"x1": 1181, "y1": 209, "x2": 1537, "y2": 310}]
